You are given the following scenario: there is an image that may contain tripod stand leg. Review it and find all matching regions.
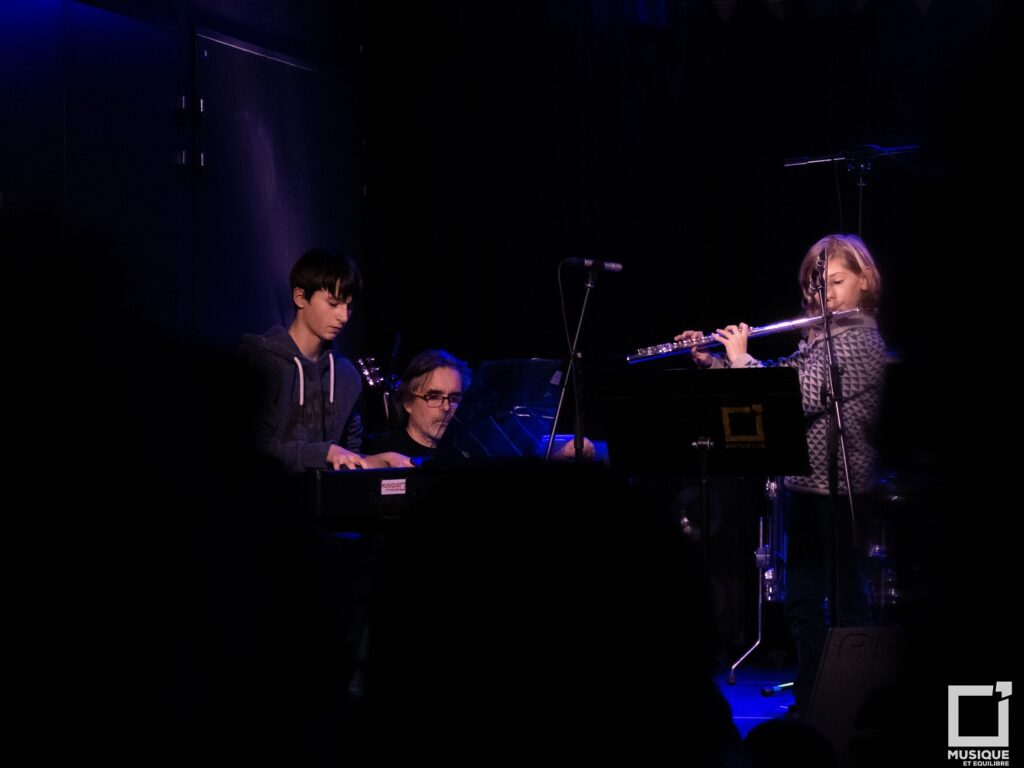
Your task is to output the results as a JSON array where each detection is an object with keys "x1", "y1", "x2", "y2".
[
  {"x1": 728, "y1": 567, "x2": 764, "y2": 685},
  {"x1": 728, "y1": 509, "x2": 772, "y2": 684}
]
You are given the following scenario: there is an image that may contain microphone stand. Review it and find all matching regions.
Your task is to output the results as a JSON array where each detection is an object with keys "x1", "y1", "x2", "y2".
[
  {"x1": 546, "y1": 264, "x2": 598, "y2": 462},
  {"x1": 784, "y1": 144, "x2": 919, "y2": 237},
  {"x1": 814, "y1": 251, "x2": 860, "y2": 629},
  {"x1": 783, "y1": 143, "x2": 918, "y2": 169}
]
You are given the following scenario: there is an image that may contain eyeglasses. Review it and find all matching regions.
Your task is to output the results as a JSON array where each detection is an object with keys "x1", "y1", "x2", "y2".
[{"x1": 412, "y1": 392, "x2": 463, "y2": 408}]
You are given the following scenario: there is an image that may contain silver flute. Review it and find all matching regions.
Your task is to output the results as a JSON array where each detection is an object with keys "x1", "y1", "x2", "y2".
[{"x1": 626, "y1": 307, "x2": 863, "y2": 364}]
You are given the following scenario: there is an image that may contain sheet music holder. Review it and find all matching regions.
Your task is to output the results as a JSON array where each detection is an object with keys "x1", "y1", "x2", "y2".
[
  {"x1": 436, "y1": 358, "x2": 563, "y2": 460},
  {"x1": 598, "y1": 367, "x2": 810, "y2": 477}
]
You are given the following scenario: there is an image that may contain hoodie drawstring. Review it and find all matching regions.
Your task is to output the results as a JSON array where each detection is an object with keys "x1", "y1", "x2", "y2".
[
  {"x1": 292, "y1": 357, "x2": 305, "y2": 407},
  {"x1": 292, "y1": 353, "x2": 335, "y2": 412},
  {"x1": 328, "y1": 352, "x2": 336, "y2": 405}
]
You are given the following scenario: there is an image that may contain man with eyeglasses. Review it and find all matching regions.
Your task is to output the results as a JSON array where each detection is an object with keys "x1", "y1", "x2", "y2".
[
  {"x1": 364, "y1": 349, "x2": 597, "y2": 461},
  {"x1": 364, "y1": 349, "x2": 471, "y2": 459}
]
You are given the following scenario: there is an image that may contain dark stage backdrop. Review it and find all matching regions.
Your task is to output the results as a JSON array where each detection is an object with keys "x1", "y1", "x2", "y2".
[
  {"x1": 2, "y1": 0, "x2": 364, "y2": 346},
  {"x1": 362, "y1": 0, "x2": 988, "y2": 364},
  {"x1": 1, "y1": 4, "x2": 1011, "y2": 356}
]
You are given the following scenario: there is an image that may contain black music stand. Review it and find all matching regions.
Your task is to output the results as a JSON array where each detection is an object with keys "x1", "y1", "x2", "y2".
[
  {"x1": 599, "y1": 367, "x2": 810, "y2": 677},
  {"x1": 599, "y1": 365, "x2": 809, "y2": 564},
  {"x1": 599, "y1": 366, "x2": 809, "y2": 477},
  {"x1": 436, "y1": 358, "x2": 563, "y2": 460}
]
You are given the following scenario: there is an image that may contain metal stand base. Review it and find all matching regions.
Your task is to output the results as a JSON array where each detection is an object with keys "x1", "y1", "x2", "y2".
[{"x1": 728, "y1": 479, "x2": 781, "y2": 685}]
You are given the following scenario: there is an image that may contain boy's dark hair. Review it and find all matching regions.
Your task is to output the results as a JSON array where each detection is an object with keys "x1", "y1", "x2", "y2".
[{"x1": 290, "y1": 247, "x2": 363, "y2": 307}]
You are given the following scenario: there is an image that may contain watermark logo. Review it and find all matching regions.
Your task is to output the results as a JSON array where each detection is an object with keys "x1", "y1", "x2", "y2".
[{"x1": 947, "y1": 682, "x2": 1011, "y2": 766}]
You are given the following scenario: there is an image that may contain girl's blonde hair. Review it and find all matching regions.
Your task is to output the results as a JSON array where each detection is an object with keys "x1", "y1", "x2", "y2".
[{"x1": 798, "y1": 234, "x2": 881, "y2": 315}]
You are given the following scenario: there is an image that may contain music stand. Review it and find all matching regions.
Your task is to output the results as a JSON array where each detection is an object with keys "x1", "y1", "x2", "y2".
[
  {"x1": 599, "y1": 366, "x2": 809, "y2": 478},
  {"x1": 435, "y1": 358, "x2": 563, "y2": 460},
  {"x1": 599, "y1": 366, "x2": 810, "y2": 679}
]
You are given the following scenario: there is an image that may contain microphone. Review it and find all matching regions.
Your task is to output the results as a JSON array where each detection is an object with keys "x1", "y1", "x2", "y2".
[
  {"x1": 563, "y1": 258, "x2": 624, "y2": 273},
  {"x1": 809, "y1": 245, "x2": 828, "y2": 291}
]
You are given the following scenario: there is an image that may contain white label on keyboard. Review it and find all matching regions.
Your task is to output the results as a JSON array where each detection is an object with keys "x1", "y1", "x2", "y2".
[{"x1": 380, "y1": 478, "x2": 407, "y2": 496}]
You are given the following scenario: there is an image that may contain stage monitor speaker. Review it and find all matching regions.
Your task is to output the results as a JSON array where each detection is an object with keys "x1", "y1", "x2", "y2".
[{"x1": 806, "y1": 627, "x2": 904, "y2": 766}]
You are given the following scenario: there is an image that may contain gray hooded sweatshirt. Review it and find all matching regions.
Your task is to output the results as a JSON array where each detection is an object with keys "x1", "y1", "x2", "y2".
[{"x1": 240, "y1": 326, "x2": 363, "y2": 473}]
